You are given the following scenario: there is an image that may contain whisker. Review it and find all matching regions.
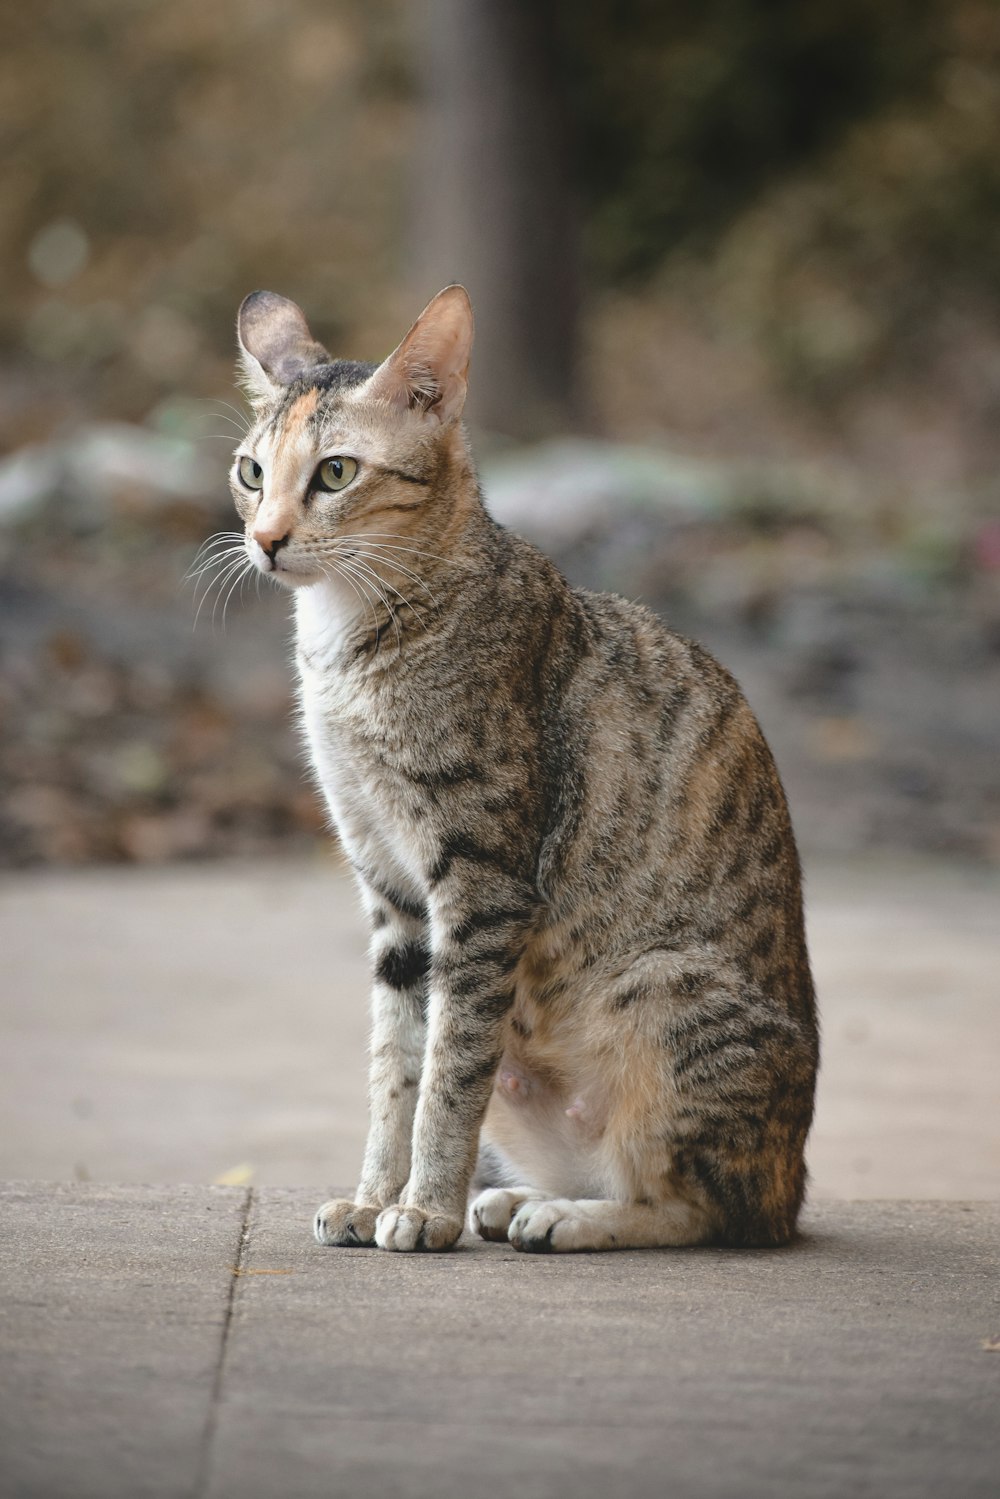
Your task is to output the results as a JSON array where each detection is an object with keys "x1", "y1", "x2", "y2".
[
  {"x1": 185, "y1": 542, "x2": 245, "y2": 575},
  {"x1": 203, "y1": 417, "x2": 247, "y2": 435},
  {"x1": 190, "y1": 549, "x2": 246, "y2": 600},
  {"x1": 193, "y1": 553, "x2": 249, "y2": 630},
  {"x1": 341, "y1": 556, "x2": 406, "y2": 649},
  {"x1": 317, "y1": 557, "x2": 376, "y2": 634},
  {"x1": 217, "y1": 558, "x2": 255, "y2": 629},
  {"x1": 334, "y1": 554, "x2": 383, "y2": 628},
  {"x1": 189, "y1": 529, "x2": 244, "y2": 565},
  {"x1": 184, "y1": 544, "x2": 246, "y2": 582},
  {"x1": 336, "y1": 555, "x2": 399, "y2": 650},
  {"x1": 350, "y1": 554, "x2": 430, "y2": 630},
  {"x1": 196, "y1": 552, "x2": 247, "y2": 609},
  {"x1": 349, "y1": 547, "x2": 439, "y2": 608},
  {"x1": 314, "y1": 536, "x2": 443, "y2": 596},
  {"x1": 334, "y1": 533, "x2": 453, "y2": 567},
  {"x1": 317, "y1": 555, "x2": 380, "y2": 639},
  {"x1": 186, "y1": 538, "x2": 244, "y2": 577},
  {"x1": 215, "y1": 397, "x2": 252, "y2": 425},
  {"x1": 198, "y1": 397, "x2": 251, "y2": 434},
  {"x1": 214, "y1": 556, "x2": 255, "y2": 629},
  {"x1": 208, "y1": 550, "x2": 251, "y2": 603},
  {"x1": 313, "y1": 537, "x2": 437, "y2": 603}
]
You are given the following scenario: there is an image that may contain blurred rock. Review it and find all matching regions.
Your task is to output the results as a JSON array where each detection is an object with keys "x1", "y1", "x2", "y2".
[
  {"x1": 0, "y1": 423, "x2": 220, "y2": 528},
  {"x1": 117, "y1": 809, "x2": 213, "y2": 863}
]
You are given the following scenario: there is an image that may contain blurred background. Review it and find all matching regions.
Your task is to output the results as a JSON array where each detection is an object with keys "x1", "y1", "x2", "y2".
[{"x1": 2, "y1": 0, "x2": 999, "y2": 871}]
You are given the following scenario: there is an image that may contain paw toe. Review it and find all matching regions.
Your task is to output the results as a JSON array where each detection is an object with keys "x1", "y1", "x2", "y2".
[
  {"x1": 376, "y1": 1205, "x2": 462, "y2": 1252},
  {"x1": 470, "y1": 1188, "x2": 521, "y2": 1242},
  {"x1": 508, "y1": 1201, "x2": 559, "y2": 1253},
  {"x1": 508, "y1": 1199, "x2": 592, "y2": 1253},
  {"x1": 314, "y1": 1199, "x2": 379, "y2": 1247},
  {"x1": 375, "y1": 1205, "x2": 418, "y2": 1252}
]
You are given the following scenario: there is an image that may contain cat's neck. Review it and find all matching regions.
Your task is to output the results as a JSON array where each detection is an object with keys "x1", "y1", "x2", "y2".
[{"x1": 294, "y1": 455, "x2": 497, "y2": 668}]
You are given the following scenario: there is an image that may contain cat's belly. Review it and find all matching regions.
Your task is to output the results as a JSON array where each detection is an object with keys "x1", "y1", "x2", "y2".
[
  {"x1": 481, "y1": 925, "x2": 684, "y2": 1201},
  {"x1": 483, "y1": 1053, "x2": 611, "y2": 1199},
  {"x1": 481, "y1": 951, "x2": 620, "y2": 1198}
]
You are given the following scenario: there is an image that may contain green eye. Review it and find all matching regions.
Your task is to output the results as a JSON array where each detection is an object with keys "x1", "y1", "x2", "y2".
[
  {"x1": 238, "y1": 455, "x2": 264, "y2": 490},
  {"x1": 316, "y1": 456, "x2": 358, "y2": 493}
]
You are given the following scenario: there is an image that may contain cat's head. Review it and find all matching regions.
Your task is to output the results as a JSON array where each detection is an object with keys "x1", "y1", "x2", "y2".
[{"x1": 230, "y1": 285, "x2": 474, "y2": 589}]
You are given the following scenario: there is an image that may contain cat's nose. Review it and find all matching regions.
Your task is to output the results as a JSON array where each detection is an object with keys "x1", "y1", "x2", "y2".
[{"x1": 253, "y1": 527, "x2": 290, "y2": 563}]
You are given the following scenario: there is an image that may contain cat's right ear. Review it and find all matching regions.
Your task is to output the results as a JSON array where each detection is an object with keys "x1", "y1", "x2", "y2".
[{"x1": 236, "y1": 291, "x2": 330, "y2": 403}]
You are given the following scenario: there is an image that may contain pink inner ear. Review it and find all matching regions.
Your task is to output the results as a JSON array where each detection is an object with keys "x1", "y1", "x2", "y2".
[
  {"x1": 367, "y1": 286, "x2": 473, "y2": 423},
  {"x1": 398, "y1": 343, "x2": 443, "y2": 412}
]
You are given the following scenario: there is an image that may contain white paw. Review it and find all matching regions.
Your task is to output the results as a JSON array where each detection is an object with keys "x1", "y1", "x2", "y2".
[
  {"x1": 314, "y1": 1198, "x2": 380, "y2": 1247},
  {"x1": 508, "y1": 1198, "x2": 611, "y2": 1253},
  {"x1": 469, "y1": 1187, "x2": 542, "y2": 1242},
  {"x1": 375, "y1": 1204, "x2": 463, "y2": 1252}
]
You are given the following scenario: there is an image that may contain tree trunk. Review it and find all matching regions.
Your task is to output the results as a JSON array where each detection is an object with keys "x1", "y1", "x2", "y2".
[{"x1": 409, "y1": 0, "x2": 583, "y2": 438}]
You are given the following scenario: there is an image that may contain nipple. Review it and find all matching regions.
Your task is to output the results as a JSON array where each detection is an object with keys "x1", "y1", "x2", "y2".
[{"x1": 498, "y1": 1067, "x2": 529, "y2": 1099}]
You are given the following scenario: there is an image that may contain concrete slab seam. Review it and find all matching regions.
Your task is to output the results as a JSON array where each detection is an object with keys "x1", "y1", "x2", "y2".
[{"x1": 193, "y1": 1184, "x2": 254, "y2": 1499}]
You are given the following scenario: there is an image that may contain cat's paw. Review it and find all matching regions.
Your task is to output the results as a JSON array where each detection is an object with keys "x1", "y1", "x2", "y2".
[
  {"x1": 314, "y1": 1199, "x2": 380, "y2": 1247},
  {"x1": 470, "y1": 1187, "x2": 542, "y2": 1242},
  {"x1": 375, "y1": 1204, "x2": 463, "y2": 1252},
  {"x1": 508, "y1": 1198, "x2": 607, "y2": 1253}
]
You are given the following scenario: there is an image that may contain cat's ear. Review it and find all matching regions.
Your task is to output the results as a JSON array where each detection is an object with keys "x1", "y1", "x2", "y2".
[
  {"x1": 364, "y1": 285, "x2": 473, "y2": 425},
  {"x1": 236, "y1": 291, "x2": 330, "y2": 402}
]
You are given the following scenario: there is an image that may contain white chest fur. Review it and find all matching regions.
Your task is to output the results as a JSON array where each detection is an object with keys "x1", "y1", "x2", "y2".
[{"x1": 293, "y1": 581, "x2": 430, "y2": 902}]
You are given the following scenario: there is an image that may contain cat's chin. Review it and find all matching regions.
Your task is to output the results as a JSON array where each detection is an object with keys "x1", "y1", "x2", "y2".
[
  {"x1": 254, "y1": 559, "x2": 321, "y2": 590},
  {"x1": 268, "y1": 568, "x2": 315, "y2": 590}
]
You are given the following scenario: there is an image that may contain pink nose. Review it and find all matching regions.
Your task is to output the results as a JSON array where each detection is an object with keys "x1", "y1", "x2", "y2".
[{"x1": 253, "y1": 525, "x2": 289, "y2": 561}]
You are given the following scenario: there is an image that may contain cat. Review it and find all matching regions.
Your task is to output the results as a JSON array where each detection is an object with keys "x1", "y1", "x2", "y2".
[{"x1": 228, "y1": 284, "x2": 819, "y2": 1253}]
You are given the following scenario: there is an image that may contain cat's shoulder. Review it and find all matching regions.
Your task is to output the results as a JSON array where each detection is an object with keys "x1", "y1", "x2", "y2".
[
  {"x1": 573, "y1": 583, "x2": 738, "y2": 692},
  {"x1": 486, "y1": 521, "x2": 745, "y2": 711}
]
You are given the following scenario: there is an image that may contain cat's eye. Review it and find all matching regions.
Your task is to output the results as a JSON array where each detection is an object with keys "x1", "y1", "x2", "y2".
[
  {"x1": 237, "y1": 456, "x2": 264, "y2": 490},
  {"x1": 315, "y1": 456, "x2": 358, "y2": 493}
]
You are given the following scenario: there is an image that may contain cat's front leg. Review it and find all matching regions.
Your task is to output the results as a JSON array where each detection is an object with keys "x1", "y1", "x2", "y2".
[
  {"x1": 315, "y1": 898, "x2": 428, "y2": 1247},
  {"x1": 375, "y1": 885, "x2": 533, "y2": 1253}
]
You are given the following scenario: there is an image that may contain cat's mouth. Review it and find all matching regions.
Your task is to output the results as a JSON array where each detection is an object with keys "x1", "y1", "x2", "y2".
[{"x1": 248, "y1": 539, "x2": 318, "y2": 589}]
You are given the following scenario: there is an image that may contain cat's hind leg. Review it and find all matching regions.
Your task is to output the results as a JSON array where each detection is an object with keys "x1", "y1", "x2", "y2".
[
  {"x1": 512, "y1": 945, "x2": 814, "y2": 1252},
  {"x1": 507, "y1": 1195, "x2": 712, "y2": 1253},
  {"x1": 469, "y1": 1186, "x2": 547, "y2": 1242}
]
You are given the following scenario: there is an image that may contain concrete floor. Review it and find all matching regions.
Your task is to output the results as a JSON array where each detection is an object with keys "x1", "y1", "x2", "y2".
[{"x1": 1, "y1": 1185, "x2": 997, "y2": 1499}]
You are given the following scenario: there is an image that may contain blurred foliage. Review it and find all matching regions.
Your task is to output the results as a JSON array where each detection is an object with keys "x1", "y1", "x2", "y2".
[
  {"x1": 2, "y1": 0, "x2": 1000, "y2": 476},
  {"x1": 541, "y1": 0, "x2": 1000, "y2": 475},
  {"x1": 0, "y1": 0, "x2": 413, "y2": 443},
  {"x1": 550, "y1": 0, "x2": 945, "y2": 281}
]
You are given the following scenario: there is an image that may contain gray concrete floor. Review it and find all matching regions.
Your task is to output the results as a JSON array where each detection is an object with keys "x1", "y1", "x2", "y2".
[
  {"x1": 1, "y1": 1186, "x2": 997, "y2": 1499},
  {"x1": 1, "y1": 856, "x2": 998, "y2": 1498}
]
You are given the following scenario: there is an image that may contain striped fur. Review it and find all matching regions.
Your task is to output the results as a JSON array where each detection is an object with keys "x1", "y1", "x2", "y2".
[{"x1": 229, "y1": 286, "x2": 819, "y2": 1253}]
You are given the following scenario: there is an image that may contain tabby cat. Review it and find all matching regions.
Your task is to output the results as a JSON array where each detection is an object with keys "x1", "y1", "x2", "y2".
[{"x1": 228, "y1": 285, "x2": 818, "y2": 1253}]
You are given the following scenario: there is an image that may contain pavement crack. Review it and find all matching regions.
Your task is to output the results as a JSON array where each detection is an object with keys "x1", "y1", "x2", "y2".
[{"x1": 193, "y1": 1185, "x2": 255, "y2": 1499}]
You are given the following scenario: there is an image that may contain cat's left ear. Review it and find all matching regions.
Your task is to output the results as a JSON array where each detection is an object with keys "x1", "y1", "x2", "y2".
[
  {"x1": 364, "y1": 285, "x2": 473, "y2": 425},
  {"x1": 237, "y1": 291, "x2": 330, "y2": 402}
]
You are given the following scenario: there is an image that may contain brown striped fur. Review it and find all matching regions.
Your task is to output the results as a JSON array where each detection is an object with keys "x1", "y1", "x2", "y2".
[{"x1": 228, "y1": 285, "x2": 819, "y2": 1254}]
